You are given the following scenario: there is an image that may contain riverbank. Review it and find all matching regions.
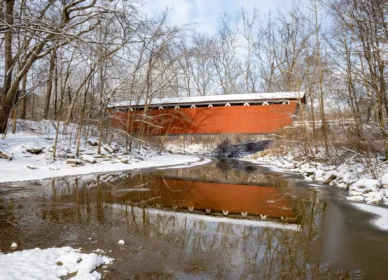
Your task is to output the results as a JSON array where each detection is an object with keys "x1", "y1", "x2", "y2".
[
  {"x1": 0, "y1": 121, "x2": 208, "y2": 183},
  {"x1": 244, "y1": 151, "x2": 388, "y2": 205}
]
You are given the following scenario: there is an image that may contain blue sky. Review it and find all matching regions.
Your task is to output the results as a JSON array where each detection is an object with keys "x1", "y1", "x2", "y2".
[{"x1": 142, "y1": 0, "x2": 293, "y2": 34}]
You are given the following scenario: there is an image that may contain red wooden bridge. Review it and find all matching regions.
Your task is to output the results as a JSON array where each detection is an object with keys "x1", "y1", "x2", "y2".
[{"x1": 108, "y1": 92, "x2": 304, "y2": 135}]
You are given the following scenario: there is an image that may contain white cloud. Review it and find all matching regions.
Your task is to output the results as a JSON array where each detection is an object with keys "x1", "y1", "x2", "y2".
[{"x1": 141, "y1": 0, "x2": 294, "y2": 33}]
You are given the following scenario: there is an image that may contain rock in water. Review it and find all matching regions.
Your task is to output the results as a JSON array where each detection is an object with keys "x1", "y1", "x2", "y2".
[{"x1": 323, "y1": 174, "x2": 337, "y2": 184}]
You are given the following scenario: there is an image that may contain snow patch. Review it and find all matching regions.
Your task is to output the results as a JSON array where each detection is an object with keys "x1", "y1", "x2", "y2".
[{"x1": 0, "y1": 246, "x2": 113, "y2": 280}]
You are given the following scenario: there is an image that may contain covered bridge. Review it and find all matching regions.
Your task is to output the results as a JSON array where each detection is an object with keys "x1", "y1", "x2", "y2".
[{"x1": 108, "y1": 92, "x2": 305, "y2": 135}]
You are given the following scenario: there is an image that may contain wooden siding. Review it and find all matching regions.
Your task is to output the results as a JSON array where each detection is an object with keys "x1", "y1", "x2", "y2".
[{"x1": 110, "y1": 102, "x2": 298, "y2": 135}]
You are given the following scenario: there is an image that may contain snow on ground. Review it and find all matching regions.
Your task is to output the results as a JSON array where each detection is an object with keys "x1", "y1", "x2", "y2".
[
  {"x1": 244, "y1": 152, "x2": 388, "y2": 205},
  {"x1": 165, "y1": 143, "x2": 213, "y2": 155},
  {"x1": 0, "y1": 120, "x2": 205, "y2": 183},
  {"x1": 0, "y1": 246, "x2": 112, "y2": 280},
  {"x1": 351, "y1": 203, "x2": 388, "y2": 231}
]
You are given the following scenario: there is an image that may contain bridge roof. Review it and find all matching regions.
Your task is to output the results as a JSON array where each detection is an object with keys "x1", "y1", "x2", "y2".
[{"x1": 108, "y1": 91, "x2": 304, "y2": 108}]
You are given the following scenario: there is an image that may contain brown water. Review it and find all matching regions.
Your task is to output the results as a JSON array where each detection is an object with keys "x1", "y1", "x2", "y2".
[{"x1": 0, "y1": 159, "x2": 387, "y2": 279}]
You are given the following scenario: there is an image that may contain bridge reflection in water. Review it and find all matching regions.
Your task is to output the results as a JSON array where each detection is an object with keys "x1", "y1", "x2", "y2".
[{"x1": 105, "y1": 175, "x2": 296, "y2": 223}]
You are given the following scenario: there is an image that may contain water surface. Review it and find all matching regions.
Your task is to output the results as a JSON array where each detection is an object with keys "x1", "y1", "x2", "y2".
[{"x1": 0, "y1": 159, "x2": 387, "y2": 279}]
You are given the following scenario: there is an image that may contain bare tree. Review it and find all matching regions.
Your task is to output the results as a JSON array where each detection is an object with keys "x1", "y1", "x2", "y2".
[
  {"x1": 330, "y1": 0, "x2": 388, "y2": 158},
  {"x1": 0, "y1": 0, "x2": 117, "y2": 133}
]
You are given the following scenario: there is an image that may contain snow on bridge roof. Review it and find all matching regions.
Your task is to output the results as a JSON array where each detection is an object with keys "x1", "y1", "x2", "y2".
[{"x1": 108, "y1": 92, "x2": 304, "y2": 108}]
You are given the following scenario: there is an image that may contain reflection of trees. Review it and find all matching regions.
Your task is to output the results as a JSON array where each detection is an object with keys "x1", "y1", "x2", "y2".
[
  {"x1": 1, "y1": 171, "x2": 363, "y2": 278},
  {"x1": 114, "y1": 190, "x2": 359, "y2": 279},
  {"x1": 162, "y1": 160, "x2": 285, "y2": 186},
  {"x1": 216, "y1": 158, "x2": 258, "y2": 173},
  {"x1": 0, "y1": 196, "x2": 21, "y2": 249},
  {"x1": 41, "y1": 177, "x2": 108, "y2": 227}
]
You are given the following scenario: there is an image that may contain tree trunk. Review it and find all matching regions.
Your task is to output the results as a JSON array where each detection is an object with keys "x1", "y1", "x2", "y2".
[
  {"x1": 0, "y1": 93, "x2": 16, "y2": 133},
  {"x1": 53, "y1": 87, "x2": 66, "y2": 158},
  {"x1": 54, "y1": 59, "x2": 58, "y2": 116},
  {"x1": 76, "y1": 87, "x2": 89, "y2": 157},
  {"x1": 97, "y1": 107, "x2": 107, "y2": 155},
  {"x1": 0, "y1": 0, "x2": 15, "y2": 133},
  {"x1": 314, "y1": 0, "x2": 329, "y2": 156},
  {"x1": 20, "y1": 75, "x2": 28, "y2": 120},
  {"x1": 43, "y1": 49, "x2": 56, "y2": 119},
  {"x1": 11, "y1": 107, "x2": 17, "y2": 134}
]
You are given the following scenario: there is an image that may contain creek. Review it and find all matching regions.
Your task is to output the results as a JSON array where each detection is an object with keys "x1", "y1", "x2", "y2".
[{"x1": 0, "y1": 159, "x2": 387, "y2": 279}]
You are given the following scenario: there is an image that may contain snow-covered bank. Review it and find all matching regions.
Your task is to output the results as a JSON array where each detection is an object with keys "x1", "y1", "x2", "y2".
[
  {"x1": 165, "y1": 142, "x2": 213, "y2": 155},
  {"x1": 351, "y1": 203, "x2": 388, "y2": 231},
  {"x1": 0, "y1": 121, "x2": 208, "y2": 183},
  {"x1": 0, "y1": 246, "x2": 112, "y2": 280},
  {"x1": 244, "y1": 153, "x2": 388, "y2": 206}
]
